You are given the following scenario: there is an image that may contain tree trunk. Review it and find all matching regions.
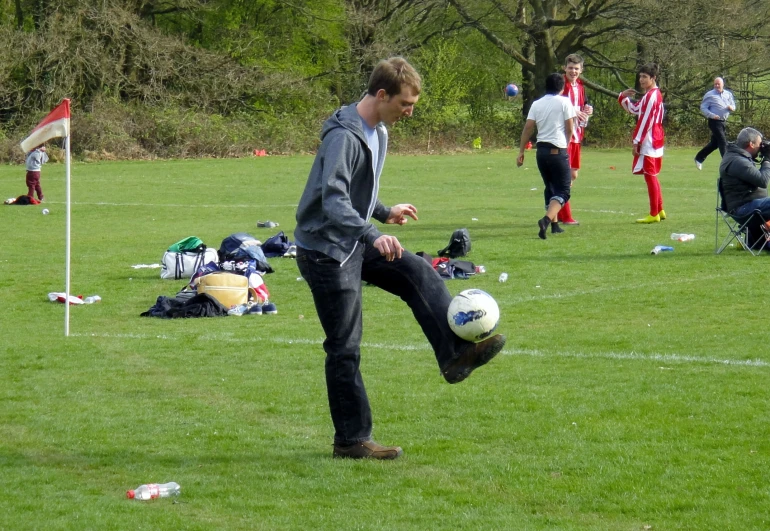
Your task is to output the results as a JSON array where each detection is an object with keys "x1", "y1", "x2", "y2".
[
  {"x1": 33, "y1": 0, "x2": 49, "y2": 30},
  {"x1": 15, "y1": 0, "x2": 24, "y2": 29}
]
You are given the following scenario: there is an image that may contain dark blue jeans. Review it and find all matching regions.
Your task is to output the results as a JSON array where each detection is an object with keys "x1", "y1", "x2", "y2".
[
  {"x1": 296, "y1": 244, "x2": 464, "y2": 445},
  {"x1": 734, "y1": 197, "x2": 770, "y2": 247},
  {"x1": 734, "y1": 197, "x2": 770, "y2": 219},
  {"x1": 695, "y1": 119, "x2": 728, "y2": 162},
  {"x1": 536, "y1": 143, "x2": 571, "y2": 208}
]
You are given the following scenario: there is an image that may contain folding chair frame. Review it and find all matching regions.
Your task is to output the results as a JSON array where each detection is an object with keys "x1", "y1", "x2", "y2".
[{"x1": 715, "y1": 178, "x2": 770, "y2": 255}]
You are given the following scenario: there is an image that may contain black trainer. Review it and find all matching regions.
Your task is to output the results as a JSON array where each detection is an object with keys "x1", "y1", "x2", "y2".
[
  {"x1": 538, "y1": 217, "x2": 549, "y2": 239},
  {"x1": 442, "y1": 334, "x2": 506, "y2": 384},
  {"x1": 551, "y1": 222, "x2": 564, "y2": 234}
]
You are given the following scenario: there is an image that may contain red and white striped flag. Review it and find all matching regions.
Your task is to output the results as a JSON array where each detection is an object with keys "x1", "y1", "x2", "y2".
[{"x1": 20, "y1": 99, "x2": 70, "y2": 153}]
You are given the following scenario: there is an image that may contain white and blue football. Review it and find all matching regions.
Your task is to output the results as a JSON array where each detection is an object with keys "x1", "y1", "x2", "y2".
[{"x1": 447, "y1": 289, "x2": 500, "y2": 342}]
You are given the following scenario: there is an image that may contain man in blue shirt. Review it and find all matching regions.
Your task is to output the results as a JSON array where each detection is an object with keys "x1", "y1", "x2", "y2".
[{"x1": 695, "y1": 77, "x2": 736, "y2": 170}]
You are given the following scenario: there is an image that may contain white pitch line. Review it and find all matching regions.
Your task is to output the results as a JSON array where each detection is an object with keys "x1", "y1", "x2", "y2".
[
  {"x1": 507, "y1": 270, "x2": 744, "y2": 304},
  {"x1": 71, "y1": 332, "x2": 767, "y2": 368},
  {"x1": 33, "y1": 201, "x2": 298, "y2": 209}
]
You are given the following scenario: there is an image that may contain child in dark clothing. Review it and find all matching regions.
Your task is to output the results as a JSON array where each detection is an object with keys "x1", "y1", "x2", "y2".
[{"x1": 25, "y1": 144, "x2": 48, "y2": 202}]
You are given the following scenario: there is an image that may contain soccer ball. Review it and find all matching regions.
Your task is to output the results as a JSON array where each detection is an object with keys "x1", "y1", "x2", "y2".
[
  {"x1": 505, "y1": 83, "x2": 519, "y2": 97},
  {"x1": 447, "y1": 289, "x2": 500, "y2": 342}
]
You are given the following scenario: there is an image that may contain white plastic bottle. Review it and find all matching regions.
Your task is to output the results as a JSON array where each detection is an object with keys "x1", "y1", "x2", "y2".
[
  {"x1": 498, "y1": 272, "x2": 508, "y2": 283},
  {"x1": 83, "y1": 295, "x2": 101, "y2": 304},
  {"x1": 670, "y1": 233, "x2": 695, "y2": 242},
  {"x1": 127, "y1": 482, "x2": 180, "y2": 500},
  {"x1": 579, "y1": 103, "x2": 592, "y2": 128}
]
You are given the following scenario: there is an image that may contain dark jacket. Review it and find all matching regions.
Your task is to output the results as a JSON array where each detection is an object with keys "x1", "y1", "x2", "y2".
[
  {"x1": 294, "y1": 103, "x2": 391, "y2": 264},
  {"x1": 720, "y1": 142, "x2": 770, "y2": 213}
]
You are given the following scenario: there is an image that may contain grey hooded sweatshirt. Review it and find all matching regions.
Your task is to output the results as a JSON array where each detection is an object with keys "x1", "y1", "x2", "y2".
[{"x1": 295, "y1": 103, "x2": 391, "y2": 264}]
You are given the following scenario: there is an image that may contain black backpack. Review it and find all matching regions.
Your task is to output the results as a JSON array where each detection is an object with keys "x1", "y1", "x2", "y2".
[
  {"x1": 262, "y1": 231, "x2": 292, "y2": 258},
  {"x1": 438, "y1": 228, "x2": 471, "y2": 258},
  {"x1": 218, "y1": 232, "x2": 273, "y2": 274}
]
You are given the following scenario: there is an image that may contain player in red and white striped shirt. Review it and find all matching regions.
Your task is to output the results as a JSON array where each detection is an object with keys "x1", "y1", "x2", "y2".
[
  {"x1": 618, "y1": 63, "x2": 666, "y2": 223},
  {"x1": 557, "y1": 54, "x2": 593, "y2": 229}
]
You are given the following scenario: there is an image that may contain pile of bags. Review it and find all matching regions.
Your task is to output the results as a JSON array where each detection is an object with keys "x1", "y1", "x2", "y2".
[{"x1": 145, "y1": 231, "x2": 295, "y2": 318}]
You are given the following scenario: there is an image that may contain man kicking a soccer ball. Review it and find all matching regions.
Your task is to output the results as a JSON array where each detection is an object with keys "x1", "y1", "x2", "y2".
[{"x1": 294, "y1": 57, "x2": 506, "y2": 460}]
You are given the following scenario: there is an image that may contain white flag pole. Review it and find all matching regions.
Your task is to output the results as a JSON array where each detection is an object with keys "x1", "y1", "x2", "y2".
[{"x1": 64, "y1": 135, "x2": 71, "y2": 336}]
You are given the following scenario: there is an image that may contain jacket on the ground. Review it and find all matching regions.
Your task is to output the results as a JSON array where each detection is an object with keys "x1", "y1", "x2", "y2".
[
  {"x1": 294, "y1": 103, "x2": 391, "y2": 264},
  {"x1": 719, "y1": 142, "x2": 770, "y2": 213}
]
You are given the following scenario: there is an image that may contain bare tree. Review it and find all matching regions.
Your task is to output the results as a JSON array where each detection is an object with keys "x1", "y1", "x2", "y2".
[
  {"x1": 444, "y1": 0, "x2": 637, "y2": 114},
  {"x1": 443, "y1": 0, "x2": 770, "y2": 120}
]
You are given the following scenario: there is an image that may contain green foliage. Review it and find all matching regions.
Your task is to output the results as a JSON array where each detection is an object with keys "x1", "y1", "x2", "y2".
[
  {"x1": 393, "y1": 36, "x2": 524, "y2": 151},
  {"x1": 412, "y1": 39, "x2": 469, "y2": 129},
  {"x1": 1, "y1": 0, "x2": 770, "y2": 159},
  {"x1": 1, "y1": 150, "x2": 769, "y2": 529},
  {"x1": 154, "y1": 0, "x2": 348, "y2": 77}
]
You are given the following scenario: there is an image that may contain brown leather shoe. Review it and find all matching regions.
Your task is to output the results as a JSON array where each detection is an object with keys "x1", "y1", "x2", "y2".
[
  {"x1": 441, "y1": 334, "x2": 506, "y2": 384},
  {"x1": 333, "y1": 440, "x2": 404, "y2": 460}
]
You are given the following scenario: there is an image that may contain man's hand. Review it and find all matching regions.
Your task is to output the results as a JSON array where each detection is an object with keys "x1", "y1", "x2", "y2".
[
  {"x1": 760, "y1": 140, "x2": 770, "y2": 160},
  {"x1": 373, "y1": 234, "x2": 404, "y2": 261},
  {"x1": 517, "y1": 153, "x2": 525, "y2": 167},
  {"x1": 633, "y1": 143, "x2": 640, "y2": 156},
  {"x1": 621, "y1": 88, "x2": 636, "y2": 99},
  {"x1": 385, "y1": 204, "x2": 418, "y2": 225}
]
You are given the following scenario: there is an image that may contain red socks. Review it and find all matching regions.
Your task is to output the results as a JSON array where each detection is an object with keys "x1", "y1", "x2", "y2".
[
  {"x1": 643, "y1": 174, "x2": 663, "y2": 216},
  {"x1": 557, "y1": 201, "x2": 573, "y2": 223}
]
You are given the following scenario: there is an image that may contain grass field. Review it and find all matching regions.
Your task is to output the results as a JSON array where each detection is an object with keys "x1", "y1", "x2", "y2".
[{"x1": 0, "y1": 148, "x2": 768, "y2": 530}]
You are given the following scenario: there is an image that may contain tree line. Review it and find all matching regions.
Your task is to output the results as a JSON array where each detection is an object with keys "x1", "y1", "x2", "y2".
[{"x1": 1, "y1": 0, "x2": 769, "y2": 161}]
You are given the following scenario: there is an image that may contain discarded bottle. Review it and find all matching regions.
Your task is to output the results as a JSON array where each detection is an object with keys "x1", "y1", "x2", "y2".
[
  {"x1": 670, "y1": 233, "x2": 695, "y2": 242},
  {"x1": 127, "y1": 482, "x2": 181, "y2": 500},
  {"x1": 651, "y1": 245, "x2": 674, "y2": 255},
  {"x1": 498, "y1": 272, "x2": 508, "y2": 283},
  {"x1": 475, "y1": 265, "x2": 486, "y2": 274},
  {"x1": 83, "y1": 295, "x2": 101, "y2": 304}
]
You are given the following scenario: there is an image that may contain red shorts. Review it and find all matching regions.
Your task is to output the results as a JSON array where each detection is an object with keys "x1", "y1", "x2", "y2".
[
  {"x1": 632, "y1": 155, "x2": 662, "y2": 177},
  {"x1": 568, "y1": 143, "x2": 581, "y2": 170}
]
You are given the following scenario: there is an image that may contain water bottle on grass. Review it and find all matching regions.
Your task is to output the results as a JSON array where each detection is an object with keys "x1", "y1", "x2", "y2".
[
  {"x1": 127, "y1": 482, "x2": 180, "y2": 500},
  {"x1": 671, "y1": 233, "x2": 695, "y2": 242}
]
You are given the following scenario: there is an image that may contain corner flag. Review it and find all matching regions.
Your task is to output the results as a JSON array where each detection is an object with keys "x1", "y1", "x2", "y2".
[
  {"x1": 22, "y1": 99, "x2": 74, "y2": 336},
  {"x1": 20, "y1": 99, "x2": 71, "y2": 153}
]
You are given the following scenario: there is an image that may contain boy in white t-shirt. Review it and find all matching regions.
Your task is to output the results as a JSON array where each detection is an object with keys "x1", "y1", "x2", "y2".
[{"x1": 517, "y1": 73, "x2": 576, "y2": 239}]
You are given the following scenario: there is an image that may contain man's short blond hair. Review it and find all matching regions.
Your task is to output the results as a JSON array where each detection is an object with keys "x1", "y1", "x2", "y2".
[{"x1": 367, "y1": 57, "x2": 422, "y2": 97}]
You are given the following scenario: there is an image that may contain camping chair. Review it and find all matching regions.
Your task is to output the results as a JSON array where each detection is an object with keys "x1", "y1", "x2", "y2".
[{"x1": 715, "y1": 177, "x2": 770, "y2": 255}]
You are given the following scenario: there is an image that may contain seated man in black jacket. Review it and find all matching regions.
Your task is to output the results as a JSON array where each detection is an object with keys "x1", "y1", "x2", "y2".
[
  {"x1": 720, "y1": 127, "x2": 770, "y2": 217},
  {"x1": 720, "y1": 127, "x2": 770, "y2": 247}
]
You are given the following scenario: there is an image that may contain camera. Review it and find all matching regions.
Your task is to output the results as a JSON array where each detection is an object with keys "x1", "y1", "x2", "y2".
[{"x1": 761, "y1": 139, "x2": 770, "y2": 159}]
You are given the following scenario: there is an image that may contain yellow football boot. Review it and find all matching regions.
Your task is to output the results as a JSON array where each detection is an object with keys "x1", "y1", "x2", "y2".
[{"x1": 636, "y1": 214, "x2": 661, "y2": 223}]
